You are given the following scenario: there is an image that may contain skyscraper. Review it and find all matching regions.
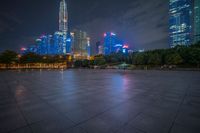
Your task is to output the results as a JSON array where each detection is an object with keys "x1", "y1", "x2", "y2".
[
  {"x1": 96, "y1": 41, "x2": 102, "y2": 55},
  {"x1": 104, "y1": 32, "x2": 124, "y2": 55},
  {"x1": 71, "y1": 30, "x2": 90, "y2": 59},
  {"x1": 194, "y1": 0, "x2": 200, "y2": 43},
  {"x1": 169, "y1": 0, "x2": 193, "y2": 48},
  {"x1": 59, "y1": 0, "x2": 68, "y2": 33},
  {"x1": 59, "y1": 0, "x2": 69, "y2": 54}
]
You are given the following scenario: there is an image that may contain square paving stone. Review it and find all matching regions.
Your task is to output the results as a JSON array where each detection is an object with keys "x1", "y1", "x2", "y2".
[
  {"x1": 0, "y1": 106, "x2": 27, "y2": 133},
  {"x1": 128, "y1": 113, "x2": 173, "y2": 133},
  {"x1": 10, "y1": 126, "x2": 32, "y2": 133},
  {"x1": 30, "y1": 115, "x2": 75, "y2": 133}
]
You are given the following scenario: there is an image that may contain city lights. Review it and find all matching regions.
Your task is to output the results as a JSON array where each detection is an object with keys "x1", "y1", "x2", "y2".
[
  {"x1": 21, "y1": 0, "x2": 91, "y2": 59},
  {"x1": 66, "y1": 38, "x2": 71, "y2": 42},
  {"x1": 123, "y1": 45, "x2": 129, "y2": 49},
  {"x1": 103, "y1": 32, "x2": 130, "y2": 55},
  {"x1": 111, "y1": 32, "x2": 116, "y2": 36},
  {"x1": 20, "y1": 48, "x2": 27, "y2": 51}
]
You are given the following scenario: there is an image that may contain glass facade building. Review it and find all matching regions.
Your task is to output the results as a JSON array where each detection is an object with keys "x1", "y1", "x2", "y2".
[
  {"x1": 95, "y1": 41, "x2": 104, "y2": 55},
  {"x1": 71, "y1": 30, "x2": 90, "y2": 59},
  {"x1": 169, "y1": 0, "x2": 193, "y2": 48},
  {"x1": 23, "y1": 32, "x2": 69, "y2": 55},
  {"x1": 194, "y1": 0, "x2": 200, "y2": 43},
  {"x1": 103, "y1": 32, "x2": 125, "y2": 55},
  {"x1": 59, "y1": 0, "x2": 68, "y2": 33}
]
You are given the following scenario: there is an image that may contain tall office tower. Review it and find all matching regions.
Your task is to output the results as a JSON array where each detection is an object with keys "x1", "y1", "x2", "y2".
[
  {"x1": 169, "y1": 0, "x2": 193, "y2": 48},
  {"x1": 71, "y1": 30, "x2": 90, "y2": 59},
  {"x1": 104, "y1": 32, "x2": 124, "y2": 55},
  {"x1": 96, "y1": 41, "x2": 102, "y2": 55},
  {"x1": 36, "y1": 38, "x2": 42, "y2": 55},
  {"x1": 40, "y1": 35, "x2": 48, "y2": 55},
  {"x1": 59, "y1": 0, "x2": 68, "y2": 33},
  {"x1": 194, "y1": 0, "x2": 200, "y2": 43},
  {"x1": 87, "y1": 37, "x2": 91, "y2": 57},
  {"x1": 54, "y1": 31, "x2": 66, "y2": 55},
  {"x1": 59, "y1": 0, "x2": 68, "y2": 54}
]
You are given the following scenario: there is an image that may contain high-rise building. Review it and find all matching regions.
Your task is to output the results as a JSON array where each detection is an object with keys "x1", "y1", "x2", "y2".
[
  {"x1": 54, "y1": 32, "x2": 66, "y2": 55},
  {"x1": 194, "y1": 0, "x2": 200, "y2": 43},
  {"x1": 59, "y1": 0, "x2": 68, "y2": 33},
  {"x1": 71, "y1": 30, "x2": 90, "y2": 59},
  {"x1": 87, "y1": 37, "x2": 91, "y2": 57},
  {"x1": 40, "y1": 35, "x2": 48, "y2": 55},
  {"x1": 122, "y1": 45, "x2": 129, "y2": 54},
  {"x1": 59, "y1": 0, "x2": 69, "y2": 54},
  {"x1": 104, "y1": 32, "x2": 124, "y2": 55},
  {"x1": 32, "y1": 32, "x2": 67, "y2": 55},
  {"x1": 95, "y1": 41, "x2": 101, "y2": 55},
  {"x1": 169, "y1": 0, "x2": 193, "y2": 48}
]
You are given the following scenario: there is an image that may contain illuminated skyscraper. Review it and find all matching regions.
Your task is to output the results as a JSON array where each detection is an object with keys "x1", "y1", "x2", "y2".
[
  {"x1": 194, "y1": 0, "x2": 200, "y2": 43},
  {"x1": 96, "y1": 41, "x2": 103, "y2": 55},
  {"x1": 104, "y1": 32, "x2": 124, "y2": 55},
  {"x1": 71, "y1": 30, "x2": 90, "y2": 59},
  {"x1": 58, "y1": 0, "x2": 69, "y2": 54},
  {"x1": 169, "y1": 0, "x2": 193, "y2": 48},
  {"x1": 59, "y1": 0, "x2": 68, "y2": 33}
]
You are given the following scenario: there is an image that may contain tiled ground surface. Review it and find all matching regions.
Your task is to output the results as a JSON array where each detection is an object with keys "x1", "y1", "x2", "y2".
[{"x1": 0, "y1": 69, "x2": 200, "y2": 133}]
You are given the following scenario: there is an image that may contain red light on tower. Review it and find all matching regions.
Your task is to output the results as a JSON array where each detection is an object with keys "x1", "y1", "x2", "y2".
[
  {"x1": 123, "y1": 45, "x2": 129, "y2": 49},
  {"x1": 21, "y1": 48, "x2": 27, "y2": 51}
]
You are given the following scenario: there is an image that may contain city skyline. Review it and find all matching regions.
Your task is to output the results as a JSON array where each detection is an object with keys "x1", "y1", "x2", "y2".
[
  {"x1": 21, "y1": 0, "x2": 91, "y2": 58},
  {"x1": 0, "y1": 1, "x2": 200, "y2": 133},
  {"x1": 0, "y1": 0, "x2": 169, "y2": 52}
]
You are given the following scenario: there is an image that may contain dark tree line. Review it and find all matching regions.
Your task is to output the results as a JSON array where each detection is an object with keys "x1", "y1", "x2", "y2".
[
  {"x1": 1, "y1": 42, "x2": 200, "y2": 68},
  {"x1": 0, "y1": 51, "x2": 69, "y2": 65},
  {"x1": 74, "y1": 42, "x2": 200, "y2": 68}
]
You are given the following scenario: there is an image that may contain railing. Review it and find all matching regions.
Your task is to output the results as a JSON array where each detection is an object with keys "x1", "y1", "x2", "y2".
[{"x1": 0, "y1": 63, "x2": 69, "y2": 69}]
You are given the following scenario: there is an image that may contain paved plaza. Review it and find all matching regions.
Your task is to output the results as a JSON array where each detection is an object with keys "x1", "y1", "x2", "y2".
[{"x1": 0, "y1": 70, "x2": 200, "y2": 133}]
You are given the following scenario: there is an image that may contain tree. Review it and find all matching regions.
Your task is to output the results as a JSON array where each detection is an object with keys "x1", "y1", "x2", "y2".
[
  {"x1": 20, "y1": 52, "x2": 42, "y2": 63},
  {"x1": 148, "y1": 53, "x2": 162, "y2": 65},
  {"x1": 82, "y1": 59, "x2": 89, "y2": 67},
  {"x1": 166, "y1": 53, "x2": 183, "y2": 65},
  {"x1": 0, "y1": 50, "x2": 18, "y2": 64},
  {"x1": 187, "y1": 48, "x2": 200, "y2": 66},
  {"x1": 94, "y1": 57, "x2": 106, "y2": 66},
  {"x1": 133, "y1": 53, "x2": 148, "y2": 65},
  {"x1": 74, "y1": 60, "x2": 82, "y2": 68}
]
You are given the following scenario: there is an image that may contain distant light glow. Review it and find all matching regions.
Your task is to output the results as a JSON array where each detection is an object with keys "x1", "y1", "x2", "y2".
[
  {"x1": 40, "y1": 34, "x2": 46, "y2": 38},
  {"x1": 139, "y1": 49, "x2": 145, "y2": 52},
  {"x1": 66, "y1": 38, "x2": 71, "y2": 42},
  {"x1": 87, "y1": 37, "x2": 90, "y2": 46},
  {"x1": 123, "y1": 45, "x2": 129, "y2": 49},
  {"x1": 111, "y1": 32, "x2": 116, "y2": 36},
  {"x1": 104, "y1": 33, "x2": 107, "y2": 37},
  {"x1": 123, "y1": 49, "x2": 126, "y2": 53},
  {"x1": 21, "y1": 48, "x2": 27, "y2": 51},
  {"x1": 36, "y1": 39, "x2": 42, "y2": 42},
  {"x1": 114, "y1": 44, "x2": 123, "y2": 47}
]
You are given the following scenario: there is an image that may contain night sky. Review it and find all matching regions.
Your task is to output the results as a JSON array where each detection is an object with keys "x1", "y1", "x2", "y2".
[{"x1": 0, "y1": 0, "x2": 169, "y2": 52}]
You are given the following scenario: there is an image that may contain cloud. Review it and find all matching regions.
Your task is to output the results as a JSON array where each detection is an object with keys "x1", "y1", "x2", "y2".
[
  {"x1": 0, "y1": 0, "x2": 169, "y2": 52},
  {"x1": 0, "y1": 33, "x2": 37, "y2": 52},
  {"x1": 76, "y1": 0, "x2": 169, "y2": 50},
  {"x1": 0, "y1": 12, "x2": 22, "y2": 34}
]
